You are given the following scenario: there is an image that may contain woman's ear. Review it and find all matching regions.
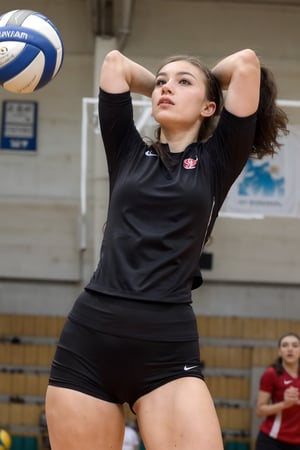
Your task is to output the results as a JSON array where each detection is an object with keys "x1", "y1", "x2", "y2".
[{"x1": 201, "y1": 101, "x2": 216, "y2": 117}]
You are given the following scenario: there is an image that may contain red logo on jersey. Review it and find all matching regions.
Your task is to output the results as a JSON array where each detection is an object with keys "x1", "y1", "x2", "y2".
[{"x1": 183, "y1": 158, "x2": 198, "y2": 169}]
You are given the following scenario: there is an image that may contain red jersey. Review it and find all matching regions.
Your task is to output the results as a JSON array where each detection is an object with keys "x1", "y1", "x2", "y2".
[{"x1": 259, "y1": 366, "x2": 300, "y2": 443}]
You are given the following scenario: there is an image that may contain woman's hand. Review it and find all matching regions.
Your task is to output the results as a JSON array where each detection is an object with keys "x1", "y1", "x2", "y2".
[{"x1": 283, "y1": 386, "x2": 299, "y2": 408}]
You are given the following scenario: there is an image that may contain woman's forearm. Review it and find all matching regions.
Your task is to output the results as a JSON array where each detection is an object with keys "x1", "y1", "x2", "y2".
[
  {"x1": 212, "y1": 49, "x2": 260, "y2": 90},
  {"x1": 100, "y1": 50, "x2": 155, "y2": 97},
  {"x1": 212, "y1": 49, "x2": 260, "y2": 116},
  {"x1": 257, "y1": 401, "x2": 285, "y2": 417}
]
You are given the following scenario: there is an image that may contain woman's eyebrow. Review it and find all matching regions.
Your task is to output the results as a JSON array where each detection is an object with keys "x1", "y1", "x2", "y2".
[{"x1": 156, "y1": 70, "x2": 197, "y2": 79}]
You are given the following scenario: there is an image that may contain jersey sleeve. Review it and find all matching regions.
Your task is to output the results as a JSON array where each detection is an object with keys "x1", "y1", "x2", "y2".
[
  {"x1": 98, "y1": 88, "x2": 141, "y2": 173},
  {"x1": 259, "y1": 367, "x2": 276, "y2": 393},
  {"x1": 205, "y1": 107, "x2": 257, "y2": 203}
]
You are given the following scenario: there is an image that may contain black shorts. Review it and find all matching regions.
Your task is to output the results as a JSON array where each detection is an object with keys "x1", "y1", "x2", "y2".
[
  {"x1": 256, "y1": 431, "x2": 300, "y2": 450},
  {"x1": 48, "y1": 292, "x2": 204, "y2": 410}
]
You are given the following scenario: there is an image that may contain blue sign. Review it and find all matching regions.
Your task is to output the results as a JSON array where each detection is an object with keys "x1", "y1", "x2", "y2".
[
  {"x1": 238, "y1": 160, "x2": 285, "y2": 197},
  {"x1": 1, "y1": 100, "x2": 38, "y2": 151}
]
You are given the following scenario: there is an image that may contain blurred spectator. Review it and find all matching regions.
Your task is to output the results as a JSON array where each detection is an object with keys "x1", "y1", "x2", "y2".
[{"x1": 122, "y1": 421, "x2": 140, "y2": 450}]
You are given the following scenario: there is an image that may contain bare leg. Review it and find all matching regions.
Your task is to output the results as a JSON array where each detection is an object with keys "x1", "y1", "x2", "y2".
[
  {"x1": 134, "y1": 378, "x2": 223, "y2": 450},
  {"x1": 45, "y1": 386, "x2": 125, "y2": 450}
]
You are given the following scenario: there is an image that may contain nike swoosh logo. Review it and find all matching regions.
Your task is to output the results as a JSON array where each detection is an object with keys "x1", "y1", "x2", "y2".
[
  {"x1": 145, "y1": 150, "x2": 158, "y2": 157},
  {"x1": 184, "y1": 365, "x2": 198, "y2": 371},
  {"x1": 284, "y1": 380, "x2": 293, "y2": 385}
]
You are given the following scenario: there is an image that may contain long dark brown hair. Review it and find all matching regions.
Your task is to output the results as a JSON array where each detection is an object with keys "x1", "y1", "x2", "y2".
[
  {"x1": 153, "y1": 55, "x2": 289, "y2": 159},
  {"x1": 271, "y1": 332, "x2": 300, "y2": 375}
]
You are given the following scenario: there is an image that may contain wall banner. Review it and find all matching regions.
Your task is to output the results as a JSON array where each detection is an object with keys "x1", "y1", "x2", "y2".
[
  {"x1": 223, "y1": 127, "x2": 300, "y2": 217},
  {"x1": 1, "y1": 100, "x2": 38, "y2": 151}
]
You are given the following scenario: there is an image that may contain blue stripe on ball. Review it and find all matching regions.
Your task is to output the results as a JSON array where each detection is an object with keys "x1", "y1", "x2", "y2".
[
  {"x1": 0, "y1": 25, "x2": 60, "y2": 88},
  {"x1": 0, "y1": 44, "x2": 40, "y2": 83}
]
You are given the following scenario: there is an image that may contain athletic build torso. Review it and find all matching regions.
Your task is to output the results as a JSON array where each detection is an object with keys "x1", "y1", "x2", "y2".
[{"x1": 86, "y1": 89, "x2": 257, "y2": 303}]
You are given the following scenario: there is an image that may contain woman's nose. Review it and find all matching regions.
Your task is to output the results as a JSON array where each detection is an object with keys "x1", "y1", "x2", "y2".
[{"x1": 161, "y1": 80, "x2": 173, "y2": 93}]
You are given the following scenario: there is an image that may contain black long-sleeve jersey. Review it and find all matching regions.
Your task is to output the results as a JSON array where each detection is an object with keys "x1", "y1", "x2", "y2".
[{"x1": 86, "y1": 89, "x2": 257, "y2": 304}]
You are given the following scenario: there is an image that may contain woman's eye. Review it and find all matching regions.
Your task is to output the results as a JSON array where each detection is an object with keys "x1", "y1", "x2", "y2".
[
  {"x1": 156, "y1": 79, "x2": 165, "y2": 86},
  {"x1": 179, "y1": 79, "x2": 191, "y2": 85}
]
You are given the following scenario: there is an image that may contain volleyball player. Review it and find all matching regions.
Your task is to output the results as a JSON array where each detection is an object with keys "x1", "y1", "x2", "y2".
[
  {"x1": 45, "y1": 49, "x2": 288, "y2": 450},
  {"x1": 256, "y1": 333, "x2": 300, "y2": 450}
]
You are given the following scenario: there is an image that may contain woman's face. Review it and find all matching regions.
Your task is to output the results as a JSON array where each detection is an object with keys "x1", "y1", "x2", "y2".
[
  {"x1": 278, "y1": 335, "x2": 300, "y2": 366},
  {"x1": 151, "y1": 60, "x2": 215, "y2": 132}
]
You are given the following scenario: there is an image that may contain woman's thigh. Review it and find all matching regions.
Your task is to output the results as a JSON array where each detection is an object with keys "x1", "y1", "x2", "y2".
[
  {"x1": 45, "y1": 386, "x2": 125, "y2": 450},
  {"x1": 134, "y1": 377, "x2": 223, "y2": 450}
]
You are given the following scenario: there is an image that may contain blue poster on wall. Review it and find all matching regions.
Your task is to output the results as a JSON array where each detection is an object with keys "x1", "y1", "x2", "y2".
[
  {"x1": 1, "y1": 100, "x2": 38, "y2": 151},
  {"x1": 222, "y1": 128, "x2": 300, "y2": 217}
]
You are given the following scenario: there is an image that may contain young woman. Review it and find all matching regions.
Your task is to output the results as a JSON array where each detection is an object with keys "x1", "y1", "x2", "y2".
[
  {"x1": 45, "y1": 49, "x2": 288, "y2": 450},
  {"x1": 256, "y1": 333, "x2": 300, "y2": 450}
]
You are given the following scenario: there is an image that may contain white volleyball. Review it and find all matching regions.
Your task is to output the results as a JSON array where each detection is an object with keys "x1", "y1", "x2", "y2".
[{"x1": 0, "y1": 9, "x2": 64, "y2": 93}]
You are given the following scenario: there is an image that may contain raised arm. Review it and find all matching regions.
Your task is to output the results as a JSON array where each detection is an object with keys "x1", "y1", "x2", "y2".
[
  {"x1": 99, "y1": 50, "x2": 155, "y2": 97},
  {"x1": 212, "y1": 49, "x2": 260, "y2": 117}
]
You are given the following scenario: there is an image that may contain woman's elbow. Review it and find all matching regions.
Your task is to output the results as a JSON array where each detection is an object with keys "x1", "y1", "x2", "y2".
[
  {"x1": 239, "y1": 49, "x2": 260, "y2": 71},
  {"x1": 103, "y1": 50, "x2": 123, "y2": 67},
  {"x1": 100, "y1": 50, "x2": 129, "y2": 90}
]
